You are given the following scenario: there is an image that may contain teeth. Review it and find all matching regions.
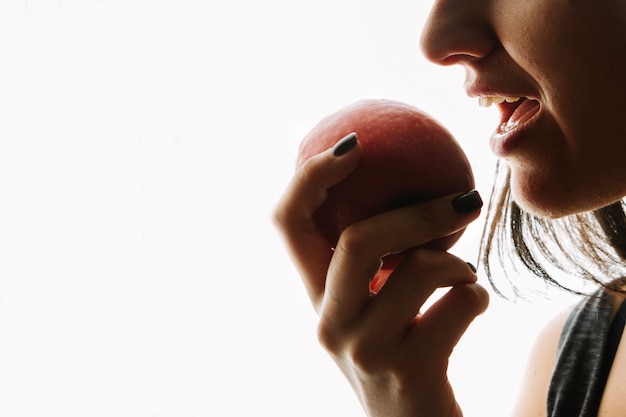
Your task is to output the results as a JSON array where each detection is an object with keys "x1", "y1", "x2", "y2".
[
  {"x1": 478, "y1": 96, "x2": 522, "y2": 107},
  {"x1": 478, "y1": 97, "x2": 494, "y2": 107},
  {"x1": 500, "y1": 120, "x2": 520, "y2": 133}
]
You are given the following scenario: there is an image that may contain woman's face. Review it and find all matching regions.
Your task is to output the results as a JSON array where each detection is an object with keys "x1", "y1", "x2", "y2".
[{"x1": 420, "y1": 0, "x2": 626, "y2": 218}]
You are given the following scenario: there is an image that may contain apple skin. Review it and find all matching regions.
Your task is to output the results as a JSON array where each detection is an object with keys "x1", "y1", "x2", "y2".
[{"x1": 296, "y1": 99, "x2": 475, "y2": 280}]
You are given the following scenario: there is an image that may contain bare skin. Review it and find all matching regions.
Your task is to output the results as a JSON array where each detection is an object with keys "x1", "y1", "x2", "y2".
[
  {"x1": 276, "y1": 0, "x2": 626, "y2": 414},
  {"x1": 420, "y1": 0, "x2": 626, "y2": 218},
  {"x1": 274, "y1": 140, "x2": 489, "y2": 416},
  {"x1": 512, "y1": 294, "x2": 626, "y2": 417}
]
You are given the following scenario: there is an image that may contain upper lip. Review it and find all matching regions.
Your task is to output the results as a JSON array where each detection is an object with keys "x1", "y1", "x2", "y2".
[
  {"x1": 466, "y1": 89, "x2": 534, "y2": 102},
  {"x1": 465, "y1": 81, "x2": 540, "y2": 103}
]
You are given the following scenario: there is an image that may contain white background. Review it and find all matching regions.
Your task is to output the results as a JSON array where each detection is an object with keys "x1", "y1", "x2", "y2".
[{"x1": 0, "y1": 1, "x2": 578, "y2": 416}]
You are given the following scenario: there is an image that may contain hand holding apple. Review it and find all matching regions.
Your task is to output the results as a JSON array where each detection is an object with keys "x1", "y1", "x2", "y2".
[{"x1": 296, "y1": 99, "x2": 475, "y2": 287}]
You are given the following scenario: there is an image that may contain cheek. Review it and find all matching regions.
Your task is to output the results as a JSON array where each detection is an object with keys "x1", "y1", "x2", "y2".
[{"x1": 505, "y1": 105, "x2": 626, "y2": 217}]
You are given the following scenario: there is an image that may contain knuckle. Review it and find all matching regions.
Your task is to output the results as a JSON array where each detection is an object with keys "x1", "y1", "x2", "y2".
[
  {"x1": 336, "y1": 221, "x2": 377, "y2": 255},
  {"x1": 271, "y1": 204, "x2": 288, "y2": 230},
  {"x1": 271, "y1": 202, "x2": 301, "y2": 238},
  {"x1": 461, "y1": 283, "x2": 491, "y2": 314},
  {"x1": 297, "y1": 157, "x2": 317, "y2": 181},
  {"x1": 347, "y1": 342, "x2": 381, "y2": 373},
  {"x1": 316, "y1": 319, "x2": 343, "y2": 354},
  {"x1": 334, "y1": 224, "x2": 385, "y2": 274},
  {"x1": 317, "y1": 320, "x2": 382, "y2": 374}
]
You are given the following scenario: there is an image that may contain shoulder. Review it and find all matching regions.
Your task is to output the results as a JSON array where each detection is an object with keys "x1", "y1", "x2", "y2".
[
  {"x1": 510, "y1": 306, "x2": 573, "y2": 417},
  {"x1": 511, "y1": 292, "x2": 626, "y2": 417}
]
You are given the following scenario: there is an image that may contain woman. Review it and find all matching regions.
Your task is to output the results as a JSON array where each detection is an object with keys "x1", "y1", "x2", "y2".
[{"x1": 274, "y1": 0, "x2": 626, "y2": 416}]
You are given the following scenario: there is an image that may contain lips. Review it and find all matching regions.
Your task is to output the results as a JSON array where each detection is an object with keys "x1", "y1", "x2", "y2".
[
  {"x1": 497, "y1": 98, "x2": 541, "y2": 134},
  {"x1": 480, "y1": 96, "x2": 541, "y2": 157}
]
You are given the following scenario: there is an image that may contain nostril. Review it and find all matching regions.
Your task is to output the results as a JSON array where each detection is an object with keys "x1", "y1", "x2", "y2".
[
  {"x1": 421, "y1": 26, "x2": 497, "y2": 66},
  {"x1": 440, "y1": 53, "x2": 483, "y2": 67},
  {"x1": 419, "y1": 3, "x2": 496, "y2": 66}
]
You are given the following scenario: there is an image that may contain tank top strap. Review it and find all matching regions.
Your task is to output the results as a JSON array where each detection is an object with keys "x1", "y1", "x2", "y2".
[
  {"x1": 546, "y1": 289, "x2": 625, "y2": 417},
  {"x1": 595, "y1": 296, "x2": 626, "y2": 402}
]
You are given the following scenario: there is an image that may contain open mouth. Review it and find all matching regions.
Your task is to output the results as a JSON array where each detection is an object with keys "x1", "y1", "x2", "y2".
[{"x1": 479, "y1": 96, "x2": 541, "y2": 134}]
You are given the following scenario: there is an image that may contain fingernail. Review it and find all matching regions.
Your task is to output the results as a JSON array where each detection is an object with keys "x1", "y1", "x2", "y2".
[
  {"x1": 452, "y1": 190, "x2": 483, "y2": 214},
  {"x1": 332, "y1": 132, "x2": 358, "y2": 157},
  {"x1": 466, "y1": 262, "x2": 477, "y2": 273}
]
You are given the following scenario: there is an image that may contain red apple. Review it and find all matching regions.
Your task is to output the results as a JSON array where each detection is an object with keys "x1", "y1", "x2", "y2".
[{"x1": 296, "y1": 99, "x2": 474, "y2": 289}]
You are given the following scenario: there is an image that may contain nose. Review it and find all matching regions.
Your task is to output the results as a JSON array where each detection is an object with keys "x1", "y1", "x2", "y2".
[{"x1": 420, "y1": 0, "x2": 496, "y2": 66}]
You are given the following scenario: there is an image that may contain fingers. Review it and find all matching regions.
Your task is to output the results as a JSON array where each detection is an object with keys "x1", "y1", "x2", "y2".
[
  {"x1": 415, "y1": 282, "x2": 490, "y2": 357},
  {"x1": 273, "y1": 133, "x2": 362, "y2": 310},
  {"x1": 317, "y1": 250, "x2": 489, "y2": 383},
  {"x1": 337, "y1": 190, "x2": 482, "y2": 262},
  {"x1": 366, "y1": 250, "x2": 478, "y2": 339},
  {"x1": 322, "y1": 191, "x2": 482, "y2": 322},
  {"x1": 275, "y1": 129, "x2": 483, "y2": 324}
]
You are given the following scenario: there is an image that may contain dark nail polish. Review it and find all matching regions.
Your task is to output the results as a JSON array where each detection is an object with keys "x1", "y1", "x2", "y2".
[
  {"x1": 466, "y1": 262, "x2": 477, "y2": 273},
  {"x1": 452, "y1": 190, "x2": 483, "y2": 214},
  {"x1": 332, "y1": 132, "x2": 358, "y2": 157}
]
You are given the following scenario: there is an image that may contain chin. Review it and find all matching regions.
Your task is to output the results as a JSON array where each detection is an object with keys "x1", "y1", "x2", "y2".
[
  {"x1": 513, "y1": 197, "x2": 573, "y2": 219},
  {"x1": 509, "y1": 174, "x2": 591, "y2": 219},
  {"x1": 511, "y1": 179, "x2": 624, "y2": 220},
  {"x1": 507, "y1": 173, "x2": 556, "y2": 219}
]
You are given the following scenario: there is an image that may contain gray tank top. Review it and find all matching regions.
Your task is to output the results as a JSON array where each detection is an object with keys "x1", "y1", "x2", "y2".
[{"x1": 547, "y1": 290, "x2": 626, "y2": 416}]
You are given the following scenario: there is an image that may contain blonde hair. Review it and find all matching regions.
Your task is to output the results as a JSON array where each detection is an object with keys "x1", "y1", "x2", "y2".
[{"x1": 479, "y1": 161, "x2": 626, "y2": 299}]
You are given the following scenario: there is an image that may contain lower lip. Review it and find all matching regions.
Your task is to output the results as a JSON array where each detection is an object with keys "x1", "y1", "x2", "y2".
[{"x1": 489, "y1": 104, "x2": 541, "y2": 158}]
